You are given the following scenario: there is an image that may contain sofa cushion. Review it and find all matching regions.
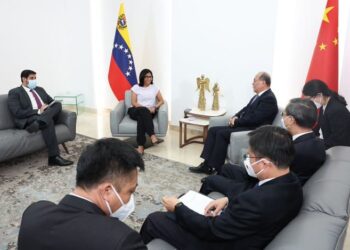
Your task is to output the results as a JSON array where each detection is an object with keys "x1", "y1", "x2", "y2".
[
  {"x1": 0, "y1": 94, "x2": 15, "y2": 130},
  {"x1": 303, "y1": 151, "x2": 350, "y2": 218},
  {"x1": 266, "y1": 211, "x2": 348, "y2": 250},
  {"x1": 0, "y1": 125, "x2": 71, "y2": 162}
]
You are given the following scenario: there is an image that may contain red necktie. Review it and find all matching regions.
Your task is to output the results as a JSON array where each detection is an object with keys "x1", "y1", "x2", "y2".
[{"x1": 30, "y1": 90, "x2": 43, "y2": 109}]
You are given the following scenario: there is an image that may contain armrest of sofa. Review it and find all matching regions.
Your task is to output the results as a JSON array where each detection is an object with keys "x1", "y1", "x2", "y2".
[
  {"x1": 209, "y1": 116, "x2": 230, "y2": 128},
  {"x1": 110, "y1": 101, "x2": 126, "y2": 136},
  {"x1": 157, "y1": 101, "x2": 168, "y2": 136},
  {"x1": 228, "y1": 130, "x2": 251, "y2": 164},
  {"x1": 57, "y1": 110, "x2": 77, "y2": 140}
]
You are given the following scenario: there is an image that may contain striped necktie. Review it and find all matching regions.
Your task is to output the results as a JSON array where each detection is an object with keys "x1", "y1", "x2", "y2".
[{"x1": 30, "y1": 89, "x2": 43, "y2": 109}]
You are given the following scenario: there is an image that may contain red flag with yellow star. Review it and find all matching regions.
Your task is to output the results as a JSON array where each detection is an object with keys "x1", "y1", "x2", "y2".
[{"x1": 306, "y1": 0, "x2": 338, "y2": 92}]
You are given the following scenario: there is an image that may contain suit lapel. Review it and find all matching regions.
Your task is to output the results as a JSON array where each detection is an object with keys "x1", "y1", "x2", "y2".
[{"x1": 19, "y1": 86, "x2": 34, "y2": 109}]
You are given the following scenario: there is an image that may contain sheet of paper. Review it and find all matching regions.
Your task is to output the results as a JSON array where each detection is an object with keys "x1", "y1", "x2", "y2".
[{"x1": 179, "y1": 190, "x2": 213, "y2": 215}]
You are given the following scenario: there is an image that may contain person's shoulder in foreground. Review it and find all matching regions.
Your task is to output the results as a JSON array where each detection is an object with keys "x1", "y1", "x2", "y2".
[
  {"x1": 18, "y1": 138, "x2": 147, "y2": 250},
  {"x1": 141, "y1": 125, "x2": 302, "y2": 250}
]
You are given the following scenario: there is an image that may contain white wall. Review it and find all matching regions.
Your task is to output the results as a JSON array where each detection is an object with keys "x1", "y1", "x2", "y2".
[
  {"x1": 0, "y1": 0, "x2": 348, "y2": 124},
  {"x1": 171, "y1": 0, "x2": 279, "y2": 125},
  {"x1": 0, "y1": 0, "x2": 94, "y2": 106}
]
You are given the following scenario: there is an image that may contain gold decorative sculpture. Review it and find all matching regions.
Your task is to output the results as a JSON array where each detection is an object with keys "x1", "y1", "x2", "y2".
[
  {"x1": 196, "y1": 74, "x2": 210, "y2": 111},
  {"x1": 212, "y1": 83, "x2": 220, "y2": 111}
]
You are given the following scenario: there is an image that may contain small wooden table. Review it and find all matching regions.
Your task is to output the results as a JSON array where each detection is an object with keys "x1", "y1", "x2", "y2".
[{"x1": 179, "y1": 108, "x2": 226, "y2": 148}]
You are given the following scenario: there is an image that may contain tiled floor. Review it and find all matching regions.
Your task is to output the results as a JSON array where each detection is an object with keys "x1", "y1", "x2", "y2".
[{"x1": 76, "y1": 108, "x2": 349, "y2": 249}]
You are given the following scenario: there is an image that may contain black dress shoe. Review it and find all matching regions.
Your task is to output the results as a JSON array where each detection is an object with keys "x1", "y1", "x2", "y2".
[
  {"x1": 189, "y1": 162, "x2": 214, "y2": 175},
  {"x1": 25, "y1": 121, "x2": 40, "y2": 133},
  {"x1": 48, "y1": 155, "x2": 73, "y2": 166}
]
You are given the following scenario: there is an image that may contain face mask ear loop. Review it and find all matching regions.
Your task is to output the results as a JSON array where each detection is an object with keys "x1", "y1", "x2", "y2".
[{"x1": 111, "y1": 185, "x2": 125, "y2": 206}]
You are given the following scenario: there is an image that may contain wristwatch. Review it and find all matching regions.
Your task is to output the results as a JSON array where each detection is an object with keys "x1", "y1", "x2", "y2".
[{"x1": 175, "y1": 202, "x2": 184, "y2": 211}]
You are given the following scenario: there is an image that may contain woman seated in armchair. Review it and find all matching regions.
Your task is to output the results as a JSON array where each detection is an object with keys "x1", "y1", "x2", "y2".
[{"x1": 128, "y1": 68, "x2": 164, "y2": 155}]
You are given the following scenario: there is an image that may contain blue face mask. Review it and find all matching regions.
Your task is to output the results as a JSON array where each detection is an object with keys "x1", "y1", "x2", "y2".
[{"x1": 28, "y1": 80, "x2": 37, "y2": 90}]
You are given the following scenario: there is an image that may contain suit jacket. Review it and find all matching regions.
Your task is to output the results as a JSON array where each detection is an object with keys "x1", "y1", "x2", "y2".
[
  {"x1": 7, "y1": 86, "x2": 54, "y2": 129},
  {"x1": 234, "y1": 89, "x2": 278, "y2": 129},
  {"x1": 175, "y1": 173, "x2": 302, "y2": 250},
  {"x1": 315, "y1": 97, "x2": 350, "y2": 149},
  {"x1": 292, "y1": 132, "x2": 326, "y2": 185},
  {"x1": 18, "y1": 195, "x2": 147, "y2": 250}
]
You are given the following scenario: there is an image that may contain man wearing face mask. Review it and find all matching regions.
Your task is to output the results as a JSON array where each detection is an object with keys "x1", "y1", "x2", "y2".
[
  {"x1": 140, "y1": 126, "x2": 302, "y2": 250},
  {"x1": 18, "y1": 138, "x2": 147, "y2": 250},
  {"x1": 7, "y1": 69, "x2": 73, "y2": 166}
]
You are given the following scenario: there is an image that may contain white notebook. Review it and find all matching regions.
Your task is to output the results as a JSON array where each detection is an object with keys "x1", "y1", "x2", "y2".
[{"x1": 179, "y1": 190, "x2": 214, "y2": 215}]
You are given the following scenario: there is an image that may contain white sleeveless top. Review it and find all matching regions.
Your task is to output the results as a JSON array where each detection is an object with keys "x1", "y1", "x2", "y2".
[{"x1": 131, "y1": 84, "x2": 159, "y2": 108}]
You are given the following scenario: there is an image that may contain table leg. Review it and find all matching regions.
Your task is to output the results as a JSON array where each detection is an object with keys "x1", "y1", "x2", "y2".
[
  {"x1": 203, "y1": 126, "x2": 208, "y2": 142},
  {"x1": 179, "y1": 121, "x2": 183, "y2": 147}
]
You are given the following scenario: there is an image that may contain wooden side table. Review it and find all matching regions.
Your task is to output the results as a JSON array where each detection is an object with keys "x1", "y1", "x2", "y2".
[
  {"x1": 179, "y1": 117, "x2": 209, "y2": 148},
  {"x1": 179, "y1": 108, "x2": 226, "y2": 148}
]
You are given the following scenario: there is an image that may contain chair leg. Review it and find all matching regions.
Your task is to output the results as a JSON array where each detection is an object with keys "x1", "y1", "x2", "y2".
[{"x1": 61, "y1": 143, "x2": 69, "y2": 154}]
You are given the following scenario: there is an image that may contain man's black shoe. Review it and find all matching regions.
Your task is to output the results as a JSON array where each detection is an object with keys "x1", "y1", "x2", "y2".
[
  {"x1": 26, "y1": 121, "x2": 40, "y2": 133},
  {"x1": 48, "y1": 155, "x2": 73, "y2": 166},
  {"x1": 189, "y1": 162, "x2": 214, "y2": 175}
]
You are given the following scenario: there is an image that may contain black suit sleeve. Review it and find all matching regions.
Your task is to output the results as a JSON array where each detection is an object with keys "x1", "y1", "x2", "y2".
[
  {"x1": 37, "y1": 87, "x2": 54, "y2": 104},
  {"x1": 175, "y1": 193, "x2": 261, "y2": 241},
  {"x1": 117, "y1": 231, "x2": 147, "y2": 250},
  {"x1": 234, "y1": 95, "x2": 277, "y2": 127},
  {"x1": 7, "y1": 88, "x2": 38, "y2": 119},
  {"x1": 324, "y1": 106, "x2": 350, "y2": 149}
]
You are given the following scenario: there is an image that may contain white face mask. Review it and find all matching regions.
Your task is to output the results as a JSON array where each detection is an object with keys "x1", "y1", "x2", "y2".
[
  {"x1": 105, "y1": 185, "x2": 135, "y2": 221},
  {"x1": 281, "y1": 117, "x2": 287, "y2": 129},
  {"x1": 312, "y1": 94, "x2": 323, "y2": 109},
  {"x1": 243, "y1": 157, "x2": 265, "y2": 178},
  {"x1": 28, "y1": 79, "x2": 37, "y2": 90},
  {"x1": 312, "y1": 100, "x2": 322, "y2": 109}
]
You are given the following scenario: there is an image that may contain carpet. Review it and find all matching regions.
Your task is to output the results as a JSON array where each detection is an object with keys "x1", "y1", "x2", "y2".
[
  {"x1": 0, "y1": 134, "x2": 205, "y2": 250},
  {"x1": 123, "y1": 136, "x2": 164, "y2": 149}
]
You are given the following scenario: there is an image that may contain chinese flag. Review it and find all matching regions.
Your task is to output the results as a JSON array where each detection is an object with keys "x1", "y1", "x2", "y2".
[{"x1": 306, "y1": 0, "x2": 338, "y2": 92}]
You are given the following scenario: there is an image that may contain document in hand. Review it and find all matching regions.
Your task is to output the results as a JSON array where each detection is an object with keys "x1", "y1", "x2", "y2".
[{"x1": 179, "y1": 190, "x2": 213, "y2": 215}]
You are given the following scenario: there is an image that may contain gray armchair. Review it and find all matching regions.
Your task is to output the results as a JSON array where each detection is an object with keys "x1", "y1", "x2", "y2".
[
  {"x1": 110, "y1": 90, "x2": 168, "y2": 137},
  {"x1": 209, "y1": 107, "x2": 283, "y2": 164}
]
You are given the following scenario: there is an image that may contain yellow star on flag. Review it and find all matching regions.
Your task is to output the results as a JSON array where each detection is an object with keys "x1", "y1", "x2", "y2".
[
  {"x1": 323, "y1": 6, "x2": 334, "y2": 23},
  {"x1": 319, "y1": 42, "x2": 327, "y2": 51},
  {"x1": 332, "y1": 38, "x2": 338, "y2": 46}
]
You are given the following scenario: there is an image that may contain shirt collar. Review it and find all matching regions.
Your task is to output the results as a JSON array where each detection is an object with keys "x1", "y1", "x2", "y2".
[
  {"x1": 258, "y1": 177, "x2": 275, "y2": 186},
  {"x1": 257, "y1": 88, "x2": 269, "y2": 96},
  {"x1": 292, "y1": 131, "x2": 313, "y2": 141}
]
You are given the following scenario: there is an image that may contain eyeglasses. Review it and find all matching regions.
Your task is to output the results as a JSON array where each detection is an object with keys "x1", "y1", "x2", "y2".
[{"x1": 243, "y1": 153, "x2": 262, "y2": 160}]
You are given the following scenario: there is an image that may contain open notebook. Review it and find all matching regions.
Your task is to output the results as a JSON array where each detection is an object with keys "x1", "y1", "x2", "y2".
[{"x1": 179, "y1": 190, "x2": 214, "y2": 215}]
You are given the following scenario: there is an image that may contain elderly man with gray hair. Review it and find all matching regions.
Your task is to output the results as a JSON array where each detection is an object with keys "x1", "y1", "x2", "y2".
[{"x1": 200, "y1": 98, "x2": 326, "y2": 197}]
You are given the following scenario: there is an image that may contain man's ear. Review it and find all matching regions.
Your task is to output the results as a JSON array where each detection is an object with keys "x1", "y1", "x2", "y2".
[
  {"x1": 261, "y1": 158, "x2": 272, "y2": 166},
  {"x1": 97, "y1": 182, "x2": 113, "y2": 200}
]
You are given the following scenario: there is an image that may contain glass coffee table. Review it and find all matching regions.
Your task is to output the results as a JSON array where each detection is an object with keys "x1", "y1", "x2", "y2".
[{"x1": 54, "y1": 93, "x2": 84, "y2": 115}]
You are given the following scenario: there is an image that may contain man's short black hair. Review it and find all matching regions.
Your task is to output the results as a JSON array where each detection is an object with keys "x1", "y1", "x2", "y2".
[
  {"x1": 248, "y1": 125, "x2": 294, "y2": 168},
  {"x1": 285, "y1": 98, "x2": 317, "y2": 129},
  {"x1": 76, "y1": 138, "x2": 144, "y2": 188},
  {"x1": 259, "y1": 72, "x2": 271, "y2": 86},
  {"x1": 20, "y1": 69, "x2": 36, "y2": 82}
]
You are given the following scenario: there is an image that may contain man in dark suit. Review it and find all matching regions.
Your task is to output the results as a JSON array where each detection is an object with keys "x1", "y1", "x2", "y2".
[
  {"x1": 189, "y1": 72, "x2": 278, "y2": 174},
  {"x1": 140, "y1": 126, "x2": 303, "y2": 250},
  {"x1": 7, "y1": 69, "x2": 73, "y2": 166},
  {"x1": 18, "y1": 138, "x2": 147, "y2": 250},
  {"x1": 200, "y1": 98, "x2": 326, "y2": 196}
]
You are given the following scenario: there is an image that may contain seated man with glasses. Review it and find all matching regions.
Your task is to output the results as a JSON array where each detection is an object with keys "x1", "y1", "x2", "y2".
[
  {"x1": 200, "y1": 98, "x2": 326, "y2": 195},
  {"x1": 140, "y1": 126, "x2": 302, "y2": 250}
]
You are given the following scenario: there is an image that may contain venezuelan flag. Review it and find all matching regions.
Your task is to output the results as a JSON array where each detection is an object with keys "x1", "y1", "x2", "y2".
[{"x1": 108, "y1": 3, "x2": 137, "y2": 100}]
